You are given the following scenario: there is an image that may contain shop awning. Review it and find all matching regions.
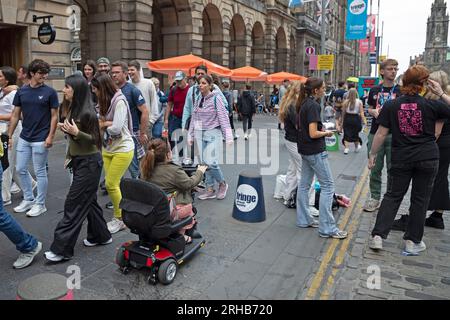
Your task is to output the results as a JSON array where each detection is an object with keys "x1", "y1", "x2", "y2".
[
  {"x1": 266, "y1": 71, "x2": 307, "y2": 84},
  {"x1": 230, "y1": 66, "x2": 267, "y2": 82},
  {"x1": 148, "y1": 54, "x2": 233, "y2": 77}
]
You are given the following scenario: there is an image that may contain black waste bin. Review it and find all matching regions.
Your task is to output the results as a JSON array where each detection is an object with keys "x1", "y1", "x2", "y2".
[{"x1": 232, "y1": 170, "x2": 266, "y2": 223}]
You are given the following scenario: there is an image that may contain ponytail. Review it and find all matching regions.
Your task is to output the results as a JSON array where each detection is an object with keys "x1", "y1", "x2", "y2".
[
  {"x1": 296, "y1": 83, "x2": 308, "y2": 114},
  {"x1": 296, "y1": 77, "x2": 324, "y2": 113},
  {"x1": 140, "y1": 149, "x2": 156, "y2": 181},
  {"x1": 140, "y1": 139, "x2": 170, "y2": 181}
]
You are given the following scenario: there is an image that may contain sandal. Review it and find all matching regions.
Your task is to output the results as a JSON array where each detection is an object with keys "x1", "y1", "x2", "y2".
[{"x1": 184, "y1": 235, "x2": 193, "y2": 244}]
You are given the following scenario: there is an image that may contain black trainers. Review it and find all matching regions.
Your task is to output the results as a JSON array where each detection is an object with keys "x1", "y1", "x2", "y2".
[
  {"x1": 392, "y1": 215, "x2": 409, "y2": 231},
  {"x1": 425, "y1": 212, "x2": 445, "y2": 229}
]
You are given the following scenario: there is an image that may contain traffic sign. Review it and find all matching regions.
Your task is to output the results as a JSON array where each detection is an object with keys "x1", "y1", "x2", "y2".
[
  {"x1": 317, "y1": 55, "x2": 335, "y2": 70},
  {"x1": 305, "y1": 46, "x2": 315, "y2": 56}
]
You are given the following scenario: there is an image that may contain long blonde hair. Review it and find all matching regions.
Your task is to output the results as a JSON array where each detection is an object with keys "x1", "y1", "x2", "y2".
[
  {"x1": 425, "y1": 70, "x2": 450, "y2": 100},
  {"x1": 343, "y1": 88, "x2": 359, "y2": 112},
  {"x1": 279, "y1": 81, "x2": 301, "y2": 122}
]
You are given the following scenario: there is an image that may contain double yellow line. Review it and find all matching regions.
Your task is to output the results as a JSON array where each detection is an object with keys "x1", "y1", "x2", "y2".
[{"x1": 305, "y1": 167, "x2": 370, "y2": 300}]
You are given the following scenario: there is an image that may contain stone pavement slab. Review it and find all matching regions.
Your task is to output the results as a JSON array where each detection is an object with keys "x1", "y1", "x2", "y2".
[{"x1": 329, "y1": 170, "x2": 450, "y2": 300}]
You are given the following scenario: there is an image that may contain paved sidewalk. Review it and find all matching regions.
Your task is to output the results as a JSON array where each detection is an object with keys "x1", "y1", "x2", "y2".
[
  {"x1": 328, "y1": 170, "x2": 450, "y2": 300},
  {"x1": 0, "y1": 114, "x2": 370, "y2": 300}
]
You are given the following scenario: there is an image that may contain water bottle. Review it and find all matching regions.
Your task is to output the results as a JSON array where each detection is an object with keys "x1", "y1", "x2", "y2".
[{"x1": 314, "y1": 181, "x2": 321, "y2": 192}]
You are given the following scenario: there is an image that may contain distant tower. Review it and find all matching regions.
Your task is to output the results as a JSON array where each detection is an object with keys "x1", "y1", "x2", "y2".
[{"x1": 424, "y1": 0, "x2": 449, "y2": 71}]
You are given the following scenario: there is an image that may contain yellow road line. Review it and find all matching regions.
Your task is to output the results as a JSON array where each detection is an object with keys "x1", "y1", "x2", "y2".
[
  {"x1": 319, "y1": 183, "x2": 369, "y2": 300},
  {"x1": 305, "y1": 167, "x2": 369, "y2": 300}
]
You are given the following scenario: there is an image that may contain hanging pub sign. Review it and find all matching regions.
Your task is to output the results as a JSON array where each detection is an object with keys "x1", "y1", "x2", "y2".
[{"x1": 33, "y1": 15, "x2": 56, "y2": 45}]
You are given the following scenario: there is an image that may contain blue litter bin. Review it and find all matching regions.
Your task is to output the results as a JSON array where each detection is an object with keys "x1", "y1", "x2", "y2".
[{"x1": 232, "y1": 170, "x2": 266, "y2": 223}]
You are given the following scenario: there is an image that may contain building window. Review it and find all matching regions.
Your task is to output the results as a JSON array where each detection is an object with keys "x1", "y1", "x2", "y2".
[{"x1": 434, "y1": 51, "x2": 440, "y2": 63}]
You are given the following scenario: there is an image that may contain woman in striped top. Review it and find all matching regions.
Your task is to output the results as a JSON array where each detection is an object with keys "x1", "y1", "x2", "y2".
[{"x1": 188, "y1": 74, "x2": 233, "y2": 200}]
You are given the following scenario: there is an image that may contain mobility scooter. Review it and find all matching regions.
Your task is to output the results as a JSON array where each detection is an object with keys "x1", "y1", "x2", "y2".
[{"x1": 115, "y1": 178, "x2": 205, "y2": 285}]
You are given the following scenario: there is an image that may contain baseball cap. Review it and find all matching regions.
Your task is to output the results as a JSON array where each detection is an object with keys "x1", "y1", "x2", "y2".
[
  {"x1": 174, "y1": 71, "x2": 186, "y2": 81},
  {"x1": 96, "y1": 57, "x2": 110, "y2": 65}
]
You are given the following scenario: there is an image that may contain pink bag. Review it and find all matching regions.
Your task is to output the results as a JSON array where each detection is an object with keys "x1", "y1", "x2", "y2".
[{"x1": 167, "y1": 193, "x2": 196, "y2": 233}]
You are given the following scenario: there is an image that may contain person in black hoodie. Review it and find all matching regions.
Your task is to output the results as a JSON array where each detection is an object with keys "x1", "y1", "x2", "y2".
[{"x1": 237, "y1": 84, "x2": 256, "y2": 140}]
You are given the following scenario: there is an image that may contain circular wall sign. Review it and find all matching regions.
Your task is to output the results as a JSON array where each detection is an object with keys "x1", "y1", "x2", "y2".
[{"x1": 38, "y1": 22, "x2": 56, "y2": 45}]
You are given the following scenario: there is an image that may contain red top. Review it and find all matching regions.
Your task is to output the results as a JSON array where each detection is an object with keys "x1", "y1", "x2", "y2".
[{"x1": 168, "y1": 84, "x2": 190, "y2": 118}]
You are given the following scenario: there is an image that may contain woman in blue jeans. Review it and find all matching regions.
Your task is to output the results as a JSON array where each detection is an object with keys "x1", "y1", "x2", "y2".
[
  {"x1": 187, "y1": 75, "x2": 233, "y2": 200},
  {"x1": 0, "y1": 158, "x2": 42, "y2": 269},
  {"x1": 296, "y1": 77, "x2": 347, "y2": 239}
]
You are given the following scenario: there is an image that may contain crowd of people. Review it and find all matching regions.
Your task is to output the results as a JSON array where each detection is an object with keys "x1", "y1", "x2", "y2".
[
  {"x1": 1, "y1": 55, "x2": 449, "y2": 269},
  {"x1": 277, "y1": 58, "x2": 450, "y2": 252}
]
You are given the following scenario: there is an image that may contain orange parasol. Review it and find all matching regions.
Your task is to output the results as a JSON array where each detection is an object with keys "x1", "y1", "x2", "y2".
[
  {"x1": 230, "y1": 66, "x2": 267, "y2": 82},
  {"x1": 148, "y1": 54, "x2": 233, "y2": 77},
  {"x1": 266, "y1": 71, "x2": 307, "y2": 84}
]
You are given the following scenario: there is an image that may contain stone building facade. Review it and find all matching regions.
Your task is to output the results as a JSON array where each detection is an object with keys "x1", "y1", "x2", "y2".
[
  {"x1": 294, "y1": 0, "x2": 367, "y2": 85},
  {"x1": 0, "y1": 0, "x2": 364, "y2": 90}
]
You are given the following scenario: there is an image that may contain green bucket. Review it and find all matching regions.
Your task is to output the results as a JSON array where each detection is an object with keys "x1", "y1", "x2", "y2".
[{"x1": 325, "y1": 132, "x2": 340, "y2": 152}]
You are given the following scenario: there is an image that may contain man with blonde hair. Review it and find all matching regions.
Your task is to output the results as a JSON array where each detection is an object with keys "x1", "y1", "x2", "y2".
[{"x1": 364, "y1": 59, "x2": 402, "y2": 213}]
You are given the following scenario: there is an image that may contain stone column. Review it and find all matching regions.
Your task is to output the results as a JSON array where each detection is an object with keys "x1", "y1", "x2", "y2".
[{"x1": 265, "y1": 18, "x2": 276, "y2": 74}]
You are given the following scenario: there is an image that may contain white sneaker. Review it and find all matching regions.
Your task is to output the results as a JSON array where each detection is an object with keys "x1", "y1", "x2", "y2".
[
  {"x1": 107, "y1": 218, "x2": 126, "y2": 234},
  {"x1": 3, "y1": 199, "x2": 12, "y2": 206},
  {"x1": 405, "y1": 240, "x2": 426, "y2": 254},
  {"x1": 13, "y1": 242, "x2": 42, "y2": 269},
  {"x1": 11, "y1": 182, "x2": 21, "y2": 194},
  {"x1": 14, "y1": 200, "x2": 35, "y2": 213},
  {"x1": 310, "y1": 206, "x2": 319, "y2": 217},
  {"x1": 369, "y1": 235, "x2": 383, "y2": 250},
  {"x1": 44, "y1": 251, "x2": 65, "y2": 262},
  {"x1": 83, "y1": 238, "x2": 113, "y2": 247},
  {"x1": 26, "y1": 204, "x2": 47, "y2": 217},
  {"x1": 355, "y1": 145, "x2": 362, "y2": 153},
  {"x1": 344, "y1": 148, "x2": 349, "y2": 155}
]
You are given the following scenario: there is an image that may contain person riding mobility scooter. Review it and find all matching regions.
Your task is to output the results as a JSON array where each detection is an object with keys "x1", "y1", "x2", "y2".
[{"x1": 115, "y1": 178, "x2": 205, "y2": 285}]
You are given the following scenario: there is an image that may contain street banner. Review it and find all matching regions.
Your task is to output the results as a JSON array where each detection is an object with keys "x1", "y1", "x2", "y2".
[
  {"x1": 309, "y1": 55, "x2": 318, "y2": 70},
  {"x1": 317, "y1": 55, "x2": 335, "y2": 70},
  {"x1": 357, "y1": 76, "x2": 380, "y2": 98},
  {"x1": 345, "y1": 0, "x2": 369, "y2": 40},
  {"x1": 359, "y1": 14, "x2": 376, "y2": 53}
]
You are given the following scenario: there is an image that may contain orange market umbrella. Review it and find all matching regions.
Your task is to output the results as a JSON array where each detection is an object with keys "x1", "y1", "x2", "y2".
[
  {"x1": 266, "y1": 71, "x2": 307, "y2": 84},
  {"x1": 148, "y1": 54, "x2": 233, "y2": 77},
  {"x1": 230, "y1": 66, "x2": 267, "y2": 82}
]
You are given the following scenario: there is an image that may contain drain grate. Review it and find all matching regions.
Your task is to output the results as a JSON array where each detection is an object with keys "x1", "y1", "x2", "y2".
[{"x1": 338, "y1": 174, "x2": 358, "y2": 181}]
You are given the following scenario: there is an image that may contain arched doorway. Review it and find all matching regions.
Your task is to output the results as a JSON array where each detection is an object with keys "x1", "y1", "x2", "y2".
[
  {"x1": 289, "y1": 34, "x2": 296, "y2": 74},
  {"x1": 251, "y1": 22, "x2": 265, "y2": 70},
  {"x1": 275, "y1": 27, "x2": 287, "y2": 72},
  {"x1": 229, "y1": 14, "x2": 247, "y2": 69},
  {"x1": 152, "y1": 0, "x2": 194, "y2": 59},
  {"x1": 202, "y1": 4, "x2": 223, "y2": 64}
]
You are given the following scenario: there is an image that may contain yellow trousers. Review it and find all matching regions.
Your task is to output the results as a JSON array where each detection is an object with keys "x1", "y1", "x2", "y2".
[{"x1": 102, "y1": 150, "x2": 134, "y2": 219}]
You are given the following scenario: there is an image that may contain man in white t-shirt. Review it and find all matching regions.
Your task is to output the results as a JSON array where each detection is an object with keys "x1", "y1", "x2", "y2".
[{"x1": 128, "y1": 60, "x2": 159, "y2": 138}]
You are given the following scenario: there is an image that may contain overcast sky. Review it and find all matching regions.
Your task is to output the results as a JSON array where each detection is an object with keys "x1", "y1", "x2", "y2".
[{"x1": 373, "y1": 0, "x2": 439, "y2": 75}]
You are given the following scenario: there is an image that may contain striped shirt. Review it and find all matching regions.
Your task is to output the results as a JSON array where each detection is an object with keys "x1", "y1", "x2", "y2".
[{"x1": 188, "y1": 90, "x2": 233, "y2": 143}]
